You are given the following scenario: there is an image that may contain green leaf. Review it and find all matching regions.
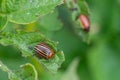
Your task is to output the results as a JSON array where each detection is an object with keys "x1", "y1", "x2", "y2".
[
  {"x1": 60, "y1": 58, "x2": 80, "y2": 80},
  {"x1": 1, "y1": 0, "x2": 63, "y2": 24},
  {"x1": 15, "y1": 63, "x2": 38, "y2": 80},
  {"x1": 0, "y1": 60, "x2": 21, "y2": 80},
  {"x1": 0, "y1": 61, "x2": 38, "y2": 80},
  {"x1": 58, "y1": 6, "x2": 89, "y2": 43},
  {"x1": 0, "y1": 32, "x2": 65, "y2": 72},
  {"x1": 0, "y1": 16, "x2": 8, "y2": 31},
  {"x1": 39, "y1": 9, "x2": 63, "y2": 31},
  {"x1": 38, "y1": 51, "x2": 65, "y2": 73},
  {"x1": 39, "y1": 58, "x2": 79, "y2": 80},
  {"x1": 63, "y1": 0, "x2": 90, "y2": 42},
  {"x1": 0, "y1": 32, "x2": 48, "y2": 57},
  {"x1": 74, "y1": 28, "x2": 89, "y2": 43},
  {"x1": 78, "y1": 0, "x2": 90, "y2": 15}
]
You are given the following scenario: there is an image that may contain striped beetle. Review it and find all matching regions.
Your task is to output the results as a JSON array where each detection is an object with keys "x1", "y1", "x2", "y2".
[{"x1": 34, "y1": 42, "x2": 54, "y2": 59}]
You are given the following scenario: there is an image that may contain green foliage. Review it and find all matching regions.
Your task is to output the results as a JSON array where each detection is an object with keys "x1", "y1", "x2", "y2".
[
  {"x1": 0, "y1": 16, "x2": 8, "y2": 31},
  {"x1": 0, "y1": 0, "x2": 63, "y2": 24},
  {"x1": 0, "y1": 61, "x2": 38, "y2": 80},
  {"x1": 0, "y1": 0, "x2": 66, "y2": 79},
  {"x1": 61, "y1": 58, "x2": 80, "y2": 80},
  {"x1": 15, "y1": 63, "x2": 38, "y2": 80},
  {"x1": 78, "y1": 0, "x2": 90, "y2": 15},
  {"x1": 40, "y1": 58, "x2": 79, "y2": 80},
  {"x1": 39, "y1": 9, "x2": 63, "y2": 31},
  {"x1": 0, "y1": 32, "x2": 65, "y2": 73},
  {"x1": 1, "y1": 0, "x2": 120, "y2": 80},
  {"x1": 0, "y1": 32, "x2": 46, "y2": 57},
  {"x1": 63, "y1": 0, "x2": 90, "y2": 42},
  {"x1": 88, "y1": 42, "x2": 120, "y2": 80},
  {"x1": 38, "y1": 51, "x2": 65, "y2": 73}
]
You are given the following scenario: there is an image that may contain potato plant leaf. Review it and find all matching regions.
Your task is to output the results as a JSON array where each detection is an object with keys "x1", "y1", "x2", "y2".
[
  {"x1": 0, "y1": 32, "x2": 65, "y2": 72},
  {"x1": 0, "y1": 32, "x2": 45, "y2": 57},
  {"x1": 0, "y1": 60, "x2": 21, "y2": 80},
  {"x1": 0, "y1": 61, "x2": 38, "y2": 80},
  {"x1": 78, "y1": 0, "x2": 90, "y2": 15},
  {"x1": 39, "y1": 51, "x2": 65, "y2": 73},
  {"x1": 15, "y1": 63, "x2": 38, "y2": 80},
  {"x1": 0, "y1": 0, "x2": 63, "y2": 24}
]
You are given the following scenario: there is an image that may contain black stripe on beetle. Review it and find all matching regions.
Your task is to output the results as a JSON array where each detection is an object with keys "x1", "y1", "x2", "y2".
[
  {"x1": 34, "y1": 42, "x2": 54, "y2": 59},
  {"x1": 79, "y1": 14, "x2": 90, "y2": 32}
]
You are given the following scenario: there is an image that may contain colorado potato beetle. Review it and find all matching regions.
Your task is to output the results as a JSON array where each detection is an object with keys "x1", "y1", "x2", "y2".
[
  {"x1": 34, "y1": 42, "x2": 54, "y2": 59},
  {"x1": 79, "y1": 14, "x2": 90, "y2": 32}
]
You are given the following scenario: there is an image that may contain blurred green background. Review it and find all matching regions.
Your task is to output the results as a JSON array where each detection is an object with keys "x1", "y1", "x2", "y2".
[{"x1": 0, "y1": 0, "x2": 120, "y2": 80}]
